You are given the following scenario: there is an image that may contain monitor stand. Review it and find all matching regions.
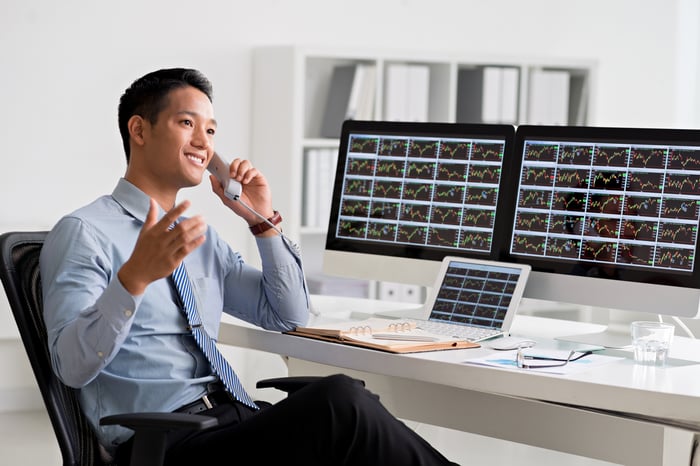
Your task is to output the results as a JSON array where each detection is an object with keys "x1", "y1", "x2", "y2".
[
  {"x1": 555, "y1": 330, "x2": 632, "y2": 349},
  {"x1": 555, "y1": 309, "x2": 640, "y2": 349},
  {"x1": 375, "y1": 306, "x2": 425, "y2": 320}
]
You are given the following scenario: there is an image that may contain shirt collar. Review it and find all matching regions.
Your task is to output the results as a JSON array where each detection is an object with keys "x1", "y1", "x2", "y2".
[{"x1": 111, "y1": 178, "x2": 164, "y2": 223}]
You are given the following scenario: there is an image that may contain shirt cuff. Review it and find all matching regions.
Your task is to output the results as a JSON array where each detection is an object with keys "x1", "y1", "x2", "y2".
[{"x1": 96, "y1": 277, "x2": 144, "y2": 328}]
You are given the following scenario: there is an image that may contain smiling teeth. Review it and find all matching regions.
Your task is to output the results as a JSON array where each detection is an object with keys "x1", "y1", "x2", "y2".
[{"x1": 186, "y1": 155, "x2": 204, "y2": 165}]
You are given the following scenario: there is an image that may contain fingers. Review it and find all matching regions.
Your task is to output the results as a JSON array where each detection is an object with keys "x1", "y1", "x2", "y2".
[
  {"x1": 145, "y1": 199, "x2": 206, "y2": 260},
  {"x1": 144, "y1": 198, "x2": 159, "y2": 228},
  {"x1": 209, "y1": 174, "x2": 224, "y2": 197},
  {"x1": 229, "y1": 158, "x2": 260, "y2": 184},
  {"x1": 158, "y1": 200, "x2": 192, "y2": 230},
  {"x1": 162, "y1": 207, "x2": 206, "y2": 256},
  {"x1": 209, "y1": 158, "x2": 272, "y2": 223},
  {"x1": 172, "y1": 216, "x2": 207, "y2": 249},
  {"x1": 121, "y1": 200, "x2": 207, "y2": 295}
]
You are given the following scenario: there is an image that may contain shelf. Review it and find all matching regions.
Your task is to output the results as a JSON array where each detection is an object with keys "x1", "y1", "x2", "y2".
[{"x1": 250, "y1": 45, "x2": 594, "y2": 295}]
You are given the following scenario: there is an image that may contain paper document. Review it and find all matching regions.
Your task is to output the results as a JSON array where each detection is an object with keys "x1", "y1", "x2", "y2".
[{"x1": 463, "y1": 349, "x2": 624, "y2": 375}]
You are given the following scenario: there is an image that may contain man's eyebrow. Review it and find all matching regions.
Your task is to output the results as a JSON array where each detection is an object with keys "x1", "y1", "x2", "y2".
[{"x1": 177, "y1": 110, "x2": 217, "y2": 126}]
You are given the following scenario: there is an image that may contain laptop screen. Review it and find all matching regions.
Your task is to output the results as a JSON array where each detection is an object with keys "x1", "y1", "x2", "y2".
[{"x1": 427, "y1": 257, "x2": 530, "y2": 330}]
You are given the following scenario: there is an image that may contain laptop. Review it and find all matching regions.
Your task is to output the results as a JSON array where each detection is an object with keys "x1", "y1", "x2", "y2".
[{"x1": 408, "y1": 256, "x2": 531, "y2": 343}]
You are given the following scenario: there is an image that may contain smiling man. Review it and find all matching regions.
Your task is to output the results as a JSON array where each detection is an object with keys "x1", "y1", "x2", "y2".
[{"x1": 39, "y1": 68, "x2": 459, "y2": 466}]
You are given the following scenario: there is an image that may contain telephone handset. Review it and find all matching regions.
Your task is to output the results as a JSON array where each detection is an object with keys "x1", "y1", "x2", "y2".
[{"x1": 207, "y1": 152, "x2": 242, "y2": 200}]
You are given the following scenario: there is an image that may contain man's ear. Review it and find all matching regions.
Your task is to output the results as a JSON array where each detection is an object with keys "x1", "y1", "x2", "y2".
[{"x1": 128, "y1": 115, "x2": 146, "y2": 147}]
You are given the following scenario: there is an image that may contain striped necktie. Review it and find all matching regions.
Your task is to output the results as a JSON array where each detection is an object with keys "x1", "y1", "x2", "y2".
[{"x1": 171, "y1": 262, "x2": 258, "y2": 410}]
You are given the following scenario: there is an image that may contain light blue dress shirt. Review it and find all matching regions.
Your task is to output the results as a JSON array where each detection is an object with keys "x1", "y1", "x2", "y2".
[{"x1": 40, "y1": 178, "x2": 310, "y2": 453}]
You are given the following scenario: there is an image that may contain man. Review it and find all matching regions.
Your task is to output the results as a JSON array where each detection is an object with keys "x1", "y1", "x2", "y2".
[{"x1": 40, "y1": 68, "x2": 458, "y2": 465}]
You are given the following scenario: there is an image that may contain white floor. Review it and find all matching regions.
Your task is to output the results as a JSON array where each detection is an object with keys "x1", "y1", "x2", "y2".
[{"x1": 0, "y1": 408, "x2": 618, "y2": 465}]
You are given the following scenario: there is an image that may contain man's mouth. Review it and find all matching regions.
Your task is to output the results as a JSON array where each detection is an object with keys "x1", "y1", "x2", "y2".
[{"x1": 185, "y1": 153, "x2": 205, "y2": 166}]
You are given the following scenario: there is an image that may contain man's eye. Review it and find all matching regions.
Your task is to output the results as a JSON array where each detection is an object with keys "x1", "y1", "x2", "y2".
[
  {"x1": 207, "y1": 128, "x2": 216, "y2": 135},
  {"x1": 182, "y1": 119, "x2": 193, "y2": 126}
]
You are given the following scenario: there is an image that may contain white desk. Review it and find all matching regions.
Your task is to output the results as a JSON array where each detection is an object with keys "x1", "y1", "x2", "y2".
[{"x1": 219, "y1": 295, "x2": 700, "y2": 466}]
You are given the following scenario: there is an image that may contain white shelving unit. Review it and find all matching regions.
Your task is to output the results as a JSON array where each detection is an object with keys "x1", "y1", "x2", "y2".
[{"x1": 249, "y1": 45, "x2": 595, "y2": 299}]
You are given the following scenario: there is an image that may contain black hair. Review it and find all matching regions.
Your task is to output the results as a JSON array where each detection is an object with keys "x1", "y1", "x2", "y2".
[{"x1": 118, "y1": 68, "x2": 213, "y2": 163}]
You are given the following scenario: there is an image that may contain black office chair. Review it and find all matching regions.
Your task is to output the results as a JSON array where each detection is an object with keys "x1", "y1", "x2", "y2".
[{"x1": 0, "y1": 231, "x2": 319, "y2": 466}]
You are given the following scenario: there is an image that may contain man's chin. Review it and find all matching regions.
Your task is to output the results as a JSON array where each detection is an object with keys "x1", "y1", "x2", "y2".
[{"x1": 178, "y1": 175, "x2": 204, "y2": 191}]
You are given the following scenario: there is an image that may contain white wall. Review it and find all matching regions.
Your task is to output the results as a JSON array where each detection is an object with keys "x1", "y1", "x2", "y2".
[
  {"x1": 1, "y1": 0, "x2": 698, "y2": 409},
  {"x1": 1, "y1": 0, "x2": 696, "y2": 241},
  {"x1": 676, "y1": 0, "x2": 700, "y2": 127}
]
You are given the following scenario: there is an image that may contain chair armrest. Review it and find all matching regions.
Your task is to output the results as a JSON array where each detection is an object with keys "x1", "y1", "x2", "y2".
[
  {"x1": 100, "y1": 413, "x2": 217, "y2": 466},
  {"x1": 255, "y1": 375, "x2": 325, "y2": 393},
  {"x1": 100, "y1": 412, "x2": 218, "y2": 431}
]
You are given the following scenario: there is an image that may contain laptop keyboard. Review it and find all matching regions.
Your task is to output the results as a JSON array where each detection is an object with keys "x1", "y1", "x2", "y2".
[{"x1": 412, "y1": 319, "x2": 503, "y2": 343}]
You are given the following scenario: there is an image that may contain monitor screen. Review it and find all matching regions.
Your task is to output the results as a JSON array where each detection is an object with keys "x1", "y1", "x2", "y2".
[
  {"x1": 323, "y1": 120, "x2": 515, "y2": 287},
  {"x1": 503, "y1": 125, "x2": 700, "y2": 318}
]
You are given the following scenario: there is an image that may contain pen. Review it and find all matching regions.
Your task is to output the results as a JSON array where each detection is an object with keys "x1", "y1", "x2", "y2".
[{"x1": 372, "y1": 333, "x2": 439, "y2": 342}]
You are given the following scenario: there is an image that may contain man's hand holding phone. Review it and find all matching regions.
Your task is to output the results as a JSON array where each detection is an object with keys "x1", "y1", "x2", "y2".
[{"x1": 207, "y1": 154, "x2": 276, "y2": 228}]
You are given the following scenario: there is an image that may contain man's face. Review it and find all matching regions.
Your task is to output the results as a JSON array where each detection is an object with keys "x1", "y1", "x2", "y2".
[{"x1": 140, "y1": 85, "x2": 216, "y2": 191}]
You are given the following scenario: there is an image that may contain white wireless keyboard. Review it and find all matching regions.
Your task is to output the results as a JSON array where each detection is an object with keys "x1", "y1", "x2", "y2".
[{"x1": 412, "y1": 319, "x2": 502, "y2": 343}]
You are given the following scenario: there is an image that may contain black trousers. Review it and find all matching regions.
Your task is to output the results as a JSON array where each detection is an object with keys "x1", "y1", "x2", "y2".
[{"x1": 117, "y1": 373, "x2": 459, "y2": 466}]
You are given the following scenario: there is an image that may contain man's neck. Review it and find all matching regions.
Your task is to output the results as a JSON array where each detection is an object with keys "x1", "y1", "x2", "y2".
[{"x1": 124, "y1": 172, "x2": 178, "y2": 211}]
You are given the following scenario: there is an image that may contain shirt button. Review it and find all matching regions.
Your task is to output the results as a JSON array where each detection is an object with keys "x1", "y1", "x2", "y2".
[
  {"x1": 97, "y1": 351, "x2": 104, "y2": 358},
  {"x1": 124, "y1": 309, "x2": 133, "y2": 317}
]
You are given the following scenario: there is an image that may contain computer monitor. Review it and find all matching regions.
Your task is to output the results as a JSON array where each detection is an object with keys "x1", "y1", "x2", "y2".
[
  {"x1": 323, "y1": 120, "x2": 515, "y2": 289},
  {"x1": 503, "y1": 125, "x2": 700, "y2": 345}
]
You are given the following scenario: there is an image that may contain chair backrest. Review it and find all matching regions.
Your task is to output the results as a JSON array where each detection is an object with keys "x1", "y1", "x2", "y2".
[{"x1": 0, "y1": 231, "x2": 102, "y2": 466}]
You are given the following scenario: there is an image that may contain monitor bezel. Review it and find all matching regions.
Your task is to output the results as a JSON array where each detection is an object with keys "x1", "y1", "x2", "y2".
[
  {"x1": 324, "y1": 120, "x2": 517, "y2": 265},
  {"x1": 501, "y1": 124, "x2": 700, "y2": 290}
]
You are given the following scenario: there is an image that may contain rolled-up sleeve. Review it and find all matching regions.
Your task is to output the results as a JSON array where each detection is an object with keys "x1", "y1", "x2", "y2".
[{"x1": 221, "y1": 234, "x2": 309, "y2": 331}]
